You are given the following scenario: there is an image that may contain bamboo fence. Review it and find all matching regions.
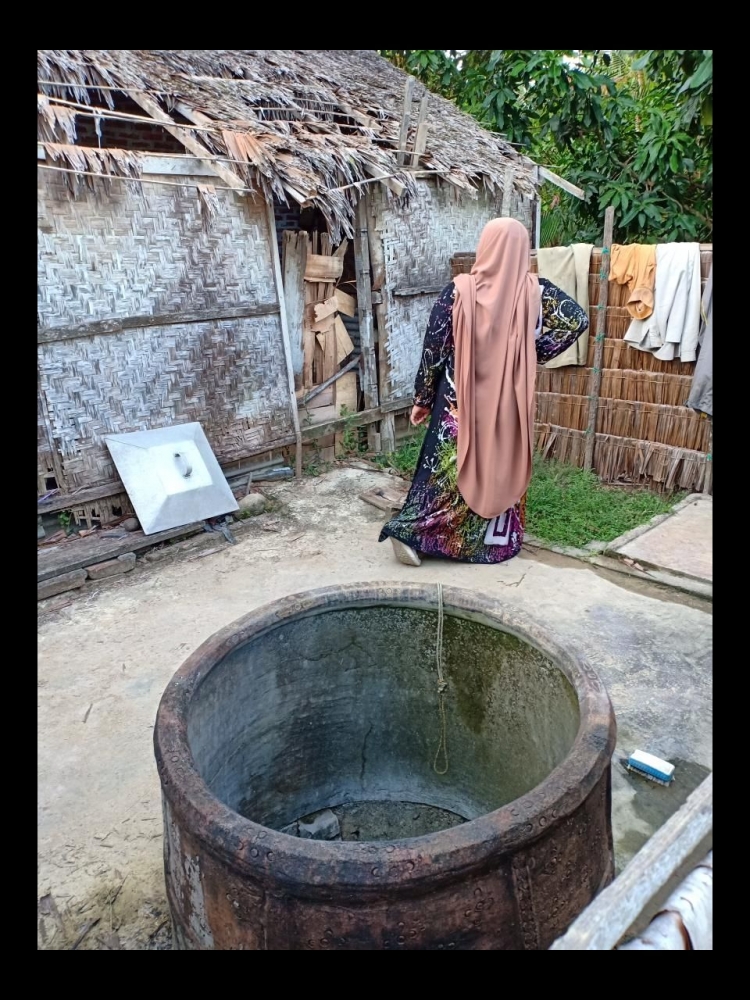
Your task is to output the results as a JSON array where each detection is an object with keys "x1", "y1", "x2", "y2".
[{"x1": 451, "y1": 244, "x2": 712, "y2": 493}]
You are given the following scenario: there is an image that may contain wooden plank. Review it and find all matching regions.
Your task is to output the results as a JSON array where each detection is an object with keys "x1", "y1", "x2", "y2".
[
  {"x1": 309, "y1": 309, "x2": 336, "y2": 335},
  {"x1": 617, "y1": 853, "x2": 712, "y2": 951},
  {"x1": 334, "y1": 315, "x2": 355, "y2": 362},
  {"x1": 334, "y1": 371, "x2": 359, "y2": 454},
  {"x1": 360, "y1": 484, "x2": 408, "y2": 512},
  {"x1": 304, "y1": 254, "x2": 343, "y2": 282},
  {"x1": 539, "y1": 165, "x2": 586, "y2": 201},
  {"x1": 317, "y1": 329, "x2": 336, "y2": 383},
  {"x1": 333, "y1": 239, "x2": 349, "y2": 258},
  {"x1": 38, "y1": 522, "x2": 205, "y2": 582},
  {"x1": 334, "y1": 288, "x2": 357, "y2": 317},
  {"x1": 282, "y1": 230, "x2": 308, "y2": 383},
  {"x1": 411, "y1": 95, "x2": 430, "y2": 166},
  {"x1": 584, "y1": 206, "x2": 615, "y2": 470},
  {"x1": 550, "y1": 773, "x2": 712, "y2": 951},
  {"x1": 354, "y1": 197, "x2": 380, "y2": 451},
  {"x1": 303, "y1": 396, "x2": 411, "y2": 441},
  {"x1": 264, "y1": 199, "x2": 304, "y2": 479},
  {"x1": 38, "y1": 303, "x2": 280, "y2": 345},
  {"x1": 313, "y1": 296, "x2": 338, "y2": 324},
  {"x1": 397, "y1": 76, "x2": 416, "y2": 167}
]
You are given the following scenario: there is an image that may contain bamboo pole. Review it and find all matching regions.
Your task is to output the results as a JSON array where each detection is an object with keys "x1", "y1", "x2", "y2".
[
  {"x1": 264, "y1": 198, "x2": 303, "y2": 479},
  {"x1": 584, "y1": 206, "x2": 615, "y2": 471}
]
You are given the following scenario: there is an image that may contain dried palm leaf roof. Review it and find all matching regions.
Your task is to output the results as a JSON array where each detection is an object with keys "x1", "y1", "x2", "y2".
[{"x1": 38, "y1": 49, "x2": 540, "y2": 239}]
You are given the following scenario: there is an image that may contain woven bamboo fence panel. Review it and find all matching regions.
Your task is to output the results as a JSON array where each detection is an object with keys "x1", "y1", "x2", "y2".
[
  {"x1": 450, "y1": 244, "x2": 712, "y2": 492},
  {"x1": 37, "y1": 172, "x2": 295, "y2": 491},
  {"x1": 535, "y1": 423, "x2": 711, "y2": 494},
  {"x1": 374, "y1": 180, "x2": 533, "y2": 402}
]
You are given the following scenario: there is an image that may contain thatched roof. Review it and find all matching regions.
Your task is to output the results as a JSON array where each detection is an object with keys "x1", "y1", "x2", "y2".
[{"x1": 37, "y1": 50, "x2": 540, "y2": 239}]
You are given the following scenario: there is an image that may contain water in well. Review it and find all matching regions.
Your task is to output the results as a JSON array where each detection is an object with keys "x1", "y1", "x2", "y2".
[{"x1": 187, "y1": 606, "x2": 581, "y2": 843}]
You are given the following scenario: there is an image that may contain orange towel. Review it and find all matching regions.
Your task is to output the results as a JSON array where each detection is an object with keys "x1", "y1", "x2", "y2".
[{"x1": 610, "y1": 244, "x2": 656, "y2": 320}]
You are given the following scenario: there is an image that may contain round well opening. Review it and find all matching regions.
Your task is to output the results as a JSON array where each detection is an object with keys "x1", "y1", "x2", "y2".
[{"x1": 186, "y1": 604, "x2": 581, "y2": 842}]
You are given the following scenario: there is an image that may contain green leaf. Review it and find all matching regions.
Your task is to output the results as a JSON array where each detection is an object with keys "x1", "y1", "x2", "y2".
[
  {"x1": 670, "y1": 151, "x2": 680, "y2": 172},
  {"x1": 678, "y1": 55, "x2": 712, "y2": 93}
]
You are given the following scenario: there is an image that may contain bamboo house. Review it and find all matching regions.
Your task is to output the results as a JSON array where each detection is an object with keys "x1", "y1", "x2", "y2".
[{"x1": 36, "y1": 49, "x2": 595, "y2": 525}]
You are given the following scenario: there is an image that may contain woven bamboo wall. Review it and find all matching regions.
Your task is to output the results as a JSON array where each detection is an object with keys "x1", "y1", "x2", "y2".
[
  {"x1": 37, "y1": 171, "x2": 295, "y2": 492},
  {"x1": 373, "y1": 180, "x2": 534, "y2": 402}
]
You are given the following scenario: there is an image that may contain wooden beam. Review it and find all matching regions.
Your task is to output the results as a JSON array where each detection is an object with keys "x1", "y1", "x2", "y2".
[
  {"x1": 550, "y1": 773, "x2": 712, "y2": 951},
  {"x1": 124, "y1": 91, "x2": 245, "y2": 192},
  {"x1": 354, "y1": 196, "x2": 380, "y2": 451},
  {"x1": 397, "y1": 76, "x2": 416, "y2": 167},
  {"x1": 302, "y1": 397, "x2": 412, "y2": 441},
  {"x1": 38, "y1": 303, "x2": 280, "y2": 345},
  {"x1": 363, "y1": 164, "x2": 406, "y2": 198},
  {"x1": 298, "y1": 355, "x2": 361, "y2": 407},
  {"x1": 584, "y1": 206, "x2": 615, "y2": 470},
  {"x1": 539, "y1": 166, "x2": 586, "y2": 201}
]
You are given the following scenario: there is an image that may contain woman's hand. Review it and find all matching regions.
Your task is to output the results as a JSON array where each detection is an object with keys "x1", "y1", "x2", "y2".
[{"x1": 410, "y1": 405, "x2": 431, "y2": 427}]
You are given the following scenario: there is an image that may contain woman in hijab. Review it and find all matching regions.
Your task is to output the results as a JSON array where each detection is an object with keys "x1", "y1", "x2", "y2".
[{"x1": 380, "y1": 218, "x2": 589, "y2": 566}]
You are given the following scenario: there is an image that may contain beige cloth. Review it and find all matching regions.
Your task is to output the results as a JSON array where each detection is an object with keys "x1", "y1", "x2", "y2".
[
  {"x1": 453, "y1": 218, "x2": 541, "y2": 520},
  {"x1": 536, "y1": 244, "x2": 593, "y2": 368},
  {"x1": 610, "y1": 243, "x2": 656, "y2": 319}
]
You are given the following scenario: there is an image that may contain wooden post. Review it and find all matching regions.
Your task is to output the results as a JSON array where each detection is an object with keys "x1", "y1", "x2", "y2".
[
  {"x1": 533, "y1": 167, "x2": 542, "y2": 250},
  {"x1": 501, "y1": 166, "x2": 514, "y2": 217},
  {"x1": 410, "y1": 94, "x2": 429, "y2": 167},
  {"x1": 550, "y1": 773, "x2": 712, "y2": 951},
  {"x1": 583, "y1": 206, "x2": 615, "y2": 471},
  {"x1": 397, "y1": 77, "x2": 416, "y2": 167},
  {"x1": 354, "y1": 197, "x2": 380, "y2": 452},
  {"x1": 265, "y1": 199, "x2": 303, "y2": 479},
  {"x1": 703, "y1": 424, "x2": 712, "y2": 493},
  {"x1": 367, "y1": 193, "x2": 396, "y2": 454}
]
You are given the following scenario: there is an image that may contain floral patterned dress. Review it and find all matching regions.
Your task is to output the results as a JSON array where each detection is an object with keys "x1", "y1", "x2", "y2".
[{"x1": 379, "y1": 278, "x2": 590, "y2": 563}]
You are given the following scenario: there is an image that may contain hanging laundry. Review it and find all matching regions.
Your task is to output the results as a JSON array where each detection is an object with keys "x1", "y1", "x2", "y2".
[
  {"x1": 536, "y1": 244, "x2": 593, "y2": 368},
  {"x1": 686, "y1": 264, "x2": 712, "y2": 418},
  {"x1": 609, "y1": 244, "x2": 656, "y2": 319},
  {"x1": 623, "y1": 243, "x2": 702, "y2": 362}
]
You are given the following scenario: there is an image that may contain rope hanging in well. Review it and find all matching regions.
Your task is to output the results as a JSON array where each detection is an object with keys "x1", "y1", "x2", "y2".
[{"x1": 433, "y1": 583, "x2": 449, "y2": 775}]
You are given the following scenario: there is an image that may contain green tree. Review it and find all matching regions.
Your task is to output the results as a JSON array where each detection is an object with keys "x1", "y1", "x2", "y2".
[{"x1": 380, "y1": 50, "x2": 712, "y2": 244}]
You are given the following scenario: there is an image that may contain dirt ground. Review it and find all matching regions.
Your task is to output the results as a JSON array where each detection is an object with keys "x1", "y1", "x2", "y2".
[{"x1": 37, "y1": 465, "x2": 712, "y2": 950}]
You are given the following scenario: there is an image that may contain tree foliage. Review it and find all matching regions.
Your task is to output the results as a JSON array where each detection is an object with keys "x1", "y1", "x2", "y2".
[{"x1": 380, "y1": 50, "x2": 712, "y2": 245}]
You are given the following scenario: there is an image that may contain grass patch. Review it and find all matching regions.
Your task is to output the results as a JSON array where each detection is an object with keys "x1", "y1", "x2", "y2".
[
  {"x1": 374, "y1": 424, "x2": 427, "y2": 478},
  {"x1": 526, "y1": 457, "x2": 682, "y2": 549}
]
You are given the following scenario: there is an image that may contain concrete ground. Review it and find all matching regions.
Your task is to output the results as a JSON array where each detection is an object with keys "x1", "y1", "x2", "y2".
[
  {"x1": 37, "y1": 465, "x2": 712, "y2": 950},
  {"x1": 613, "y1": 494, "x2": 713, "y2": 584}
]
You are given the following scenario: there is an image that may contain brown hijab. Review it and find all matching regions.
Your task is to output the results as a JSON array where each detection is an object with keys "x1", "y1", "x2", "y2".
[{"x1": 453, "y1": 218, "x2": 541, "y2": 520}]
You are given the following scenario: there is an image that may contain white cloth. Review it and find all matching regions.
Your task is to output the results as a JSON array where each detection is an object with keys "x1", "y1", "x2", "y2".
[
  {"x1": 536, "y1": 244, "x2": 593, "y2": 367},
  {"x1": 484, "y1": 509, "x2": 513, "y2": 546},
  {"x1": 623, "y1": 243, "x2": 702, "y2": 362}
]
